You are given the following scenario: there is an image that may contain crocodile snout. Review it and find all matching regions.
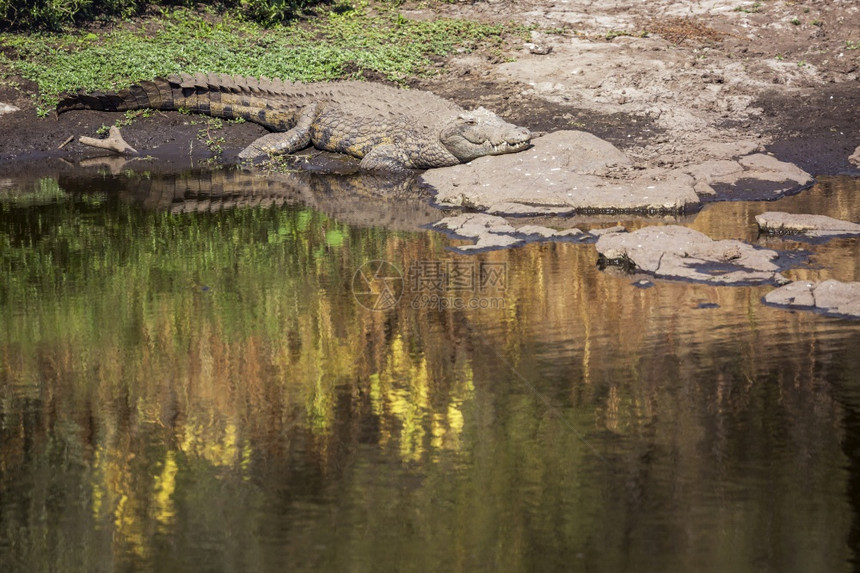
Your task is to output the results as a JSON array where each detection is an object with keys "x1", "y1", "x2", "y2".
[{"x1": 510, "y1": 126, "x2": 531, "y2": 144}]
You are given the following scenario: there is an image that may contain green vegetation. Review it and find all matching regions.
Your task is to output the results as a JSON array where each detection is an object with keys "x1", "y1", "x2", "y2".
[
  {"x1": 0, "y1": 0, "x2": 323, "y2": 31},
  {"x1": 96, "y1": 108, "x2": 153, "y2": 134},
  {"x1": 196, "y1": 117, "x2": 227, "y2": 160},
  {"x1": 0, "y1": 2, "x2": 516, "y2": 115},
  {"x1": 734, "y1": 1, "x2": 763, "y2": 14},
  {"x1": 604, "y1": 29, "x2": 633, "y2": 41}
]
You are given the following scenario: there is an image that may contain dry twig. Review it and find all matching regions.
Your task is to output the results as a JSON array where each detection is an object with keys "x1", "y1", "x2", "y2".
[{"x1": 79, "y1": 126, "x2": 138, "y2": 155}]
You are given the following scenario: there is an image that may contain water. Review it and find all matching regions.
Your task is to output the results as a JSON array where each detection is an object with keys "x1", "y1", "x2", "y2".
[{"x1": 1, "y1": 170, "x2": 859, "y2": 572}]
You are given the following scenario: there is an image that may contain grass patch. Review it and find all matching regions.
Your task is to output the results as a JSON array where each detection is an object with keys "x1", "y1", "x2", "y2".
[
  {"x1": 734, "y1": 2, "x2": 763, "y2": 14},
  {"x1": 0, "y1": 2, "x2": 520, "y2": 115}
]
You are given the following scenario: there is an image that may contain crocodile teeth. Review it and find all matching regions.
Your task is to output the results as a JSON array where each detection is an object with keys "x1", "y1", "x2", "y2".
[{"x1": 493, "y1": 141, "x2": 530, "y2": 153}]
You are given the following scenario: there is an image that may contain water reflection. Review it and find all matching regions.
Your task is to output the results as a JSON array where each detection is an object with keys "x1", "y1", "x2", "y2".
[
  {"x1": 56, "y1": 166, "x2": 442, "y2": 231},
  {"x1": 0, "y1": 171, "x2": 859, "y2": 572}
]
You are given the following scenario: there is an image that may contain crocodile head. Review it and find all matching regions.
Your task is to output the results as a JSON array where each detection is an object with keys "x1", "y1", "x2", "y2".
[{"x1": 439, "y1": 107, "x2": 531, "y2": 163}]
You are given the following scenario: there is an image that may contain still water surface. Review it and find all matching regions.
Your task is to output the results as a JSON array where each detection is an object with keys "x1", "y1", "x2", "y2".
[{"x1": 1, "y1": 171, "x2": 859, "y2": 572}]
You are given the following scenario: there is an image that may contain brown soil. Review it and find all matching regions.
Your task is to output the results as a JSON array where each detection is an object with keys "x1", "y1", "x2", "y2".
[{"x1": 0, "y1": 0, "x2": 858, "y2": 177}]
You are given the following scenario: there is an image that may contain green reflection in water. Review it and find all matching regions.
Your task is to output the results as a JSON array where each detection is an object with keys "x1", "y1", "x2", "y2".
[{"x1": 1, "y1": 173, "x2": 859, "y2": 572}]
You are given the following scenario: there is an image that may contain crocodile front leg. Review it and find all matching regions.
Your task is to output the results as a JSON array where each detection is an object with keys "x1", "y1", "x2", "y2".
[
  {"x1": 238, "y1": 103, "x2": 321, "y2": 160},
  {"x1": 358, "y1": 144, "x2": 412, "y2": 171}
]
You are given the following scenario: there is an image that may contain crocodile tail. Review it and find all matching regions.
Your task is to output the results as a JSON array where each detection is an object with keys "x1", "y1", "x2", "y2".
[
  {"x1": 56, "y1": 79, "x2": 177, "y2": 114},
  {"x1": 56, "y1": 73, "x2": 299, "y2": 115}
]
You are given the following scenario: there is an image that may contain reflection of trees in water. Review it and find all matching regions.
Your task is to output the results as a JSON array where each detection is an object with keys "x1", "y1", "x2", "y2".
[{"x1": 0, "y1": 173, "x2": 858, "y2": 570}]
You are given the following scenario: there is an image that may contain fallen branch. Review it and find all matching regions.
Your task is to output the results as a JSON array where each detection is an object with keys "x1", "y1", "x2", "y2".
[{"x1": 79, "y1": 126, "x2": 138, "y2": 155}]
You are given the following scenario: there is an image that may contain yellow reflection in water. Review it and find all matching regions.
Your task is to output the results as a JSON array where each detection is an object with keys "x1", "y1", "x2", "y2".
[{"x1": 153, "y1": 450, "x2": 178, "y2": 531}]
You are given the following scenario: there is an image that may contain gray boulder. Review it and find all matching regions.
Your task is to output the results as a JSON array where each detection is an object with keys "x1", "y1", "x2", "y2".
[
  {"x1": 422, "y1": 130, "x2": 701, "y2": 215},
  {"x1": 434, "y1": 213, "x2": 589, "y2": 252},
  {"x1": 685, "y1": 154, "x2": 813, "y2": 200},
  {"x1": 596, "y1": 225, "x2": 786, "y2": 285},
  {"x1": 764, "y1": 280, "x2": 860, "y2": 318}
]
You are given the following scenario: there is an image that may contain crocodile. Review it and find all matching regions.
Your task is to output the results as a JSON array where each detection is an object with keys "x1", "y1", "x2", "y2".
[{"x1": 56, "y1": 73, "x2": 532, "y2": 170}]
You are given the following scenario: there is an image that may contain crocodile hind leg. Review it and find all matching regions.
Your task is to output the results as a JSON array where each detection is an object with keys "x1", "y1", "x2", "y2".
[{"x1": 238, "y1": 103, "x2": 321, "y2": 160}]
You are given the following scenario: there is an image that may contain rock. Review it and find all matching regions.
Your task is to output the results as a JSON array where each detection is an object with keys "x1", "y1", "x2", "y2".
[
  {"x1": 514, "y1": 224, "x2": 558, "y2": 238},
  {"x1": 764, "y1": 280, "x2": 860, "y2": 318},
  {"x1": 555, "y1": 228, "x2": 586, "y2": 238},
  {"x1": 596, "y1": 225, "x2": 786, "y2": 285},
  {"x1": 525, "y1": 42, "x2": 553, "y2": 55},
  {"x1": 486, "y1": 203, "x2": 575, "y2": 216},
  {"x1": 434, "y1": 213, "x2": 525, "y2": 251},
  {"x1": 684, "y1": 154, "x2": 813, "y2": 200},
  {"x1": 0, "y1": 103, "x2": 19, "y2": 115},
  {"x1": 850, "y1": 145, "x2": 860, "y2": 167},
  {"x1": 685, "y1": 159, "x2": 745, "y2": 184},
  {"x1": 422, "y1": 130, "x2": 701, "y2": 215},
  {"x1": 590, "y1": 225, "x2": 626, "y2": 237},
  {"x1": 422, "y1": 131, "x2": 812, "y2": 216},
  {"x1": 433, "y1": 213, "x2": 589, "y2": 252},
  {"x1": 755, "y1": 211, "x2": 860, "y2": 237}
]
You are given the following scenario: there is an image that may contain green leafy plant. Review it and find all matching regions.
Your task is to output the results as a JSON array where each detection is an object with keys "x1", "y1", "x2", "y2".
[
  {"x1": 197, "y1": 117, "x2": 227, "y2": 159},
  {"x1": 0, "y1": 1, "x2": 327, "y2": 32},
  {"x1": 0, "y1": 3, "x2": 520, "y2": 115},
  {"x1": 734, "y1": 2, "x2": 762, "y2": 14}
]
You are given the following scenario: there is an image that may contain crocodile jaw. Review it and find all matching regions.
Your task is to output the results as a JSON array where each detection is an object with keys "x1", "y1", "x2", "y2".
[{"x1": 440, "y1": 107, "x2": 531, "y2": 163}]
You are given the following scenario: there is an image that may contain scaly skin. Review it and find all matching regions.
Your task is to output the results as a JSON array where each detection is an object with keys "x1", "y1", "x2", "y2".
[{"x1": 57, "y1": 73, "x2": 532, "y2": 170}]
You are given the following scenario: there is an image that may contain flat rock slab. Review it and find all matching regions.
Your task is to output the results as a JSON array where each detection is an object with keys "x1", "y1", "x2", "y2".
[
  {"x1": 596, "y1": 225, "x2": 786, "y2": 285},
  {"x1": 764, "y1": 280, "x2": 860, "y2": 318},
  {"x1": 686, "y1": 154, "x2": 813, "y2": 200},
  {"x1": 434, "y1": 213, "x2": 589, "y2": 252},
  {"x1": 422, "y1": 130, "x2": 701, "y2": 215},
  {"x1": 0, "y1": 103, "x2": 19, "y2": 115},
  {"x1": 756, "y1": 211, "x2": 860, "y2": 238},
  {"x1": 421, "y1": 131, "x2": 812, "y2": 216}
]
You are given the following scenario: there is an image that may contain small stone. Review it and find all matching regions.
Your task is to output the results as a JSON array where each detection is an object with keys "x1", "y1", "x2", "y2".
[{"x1": 525, "y1": 42, "x2": 553, "y2": 55}]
